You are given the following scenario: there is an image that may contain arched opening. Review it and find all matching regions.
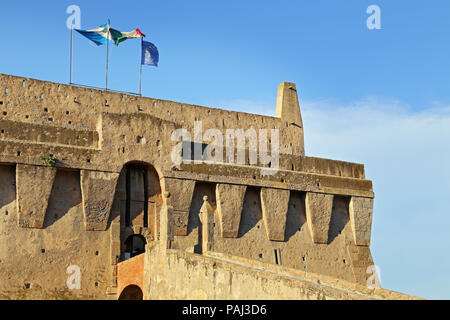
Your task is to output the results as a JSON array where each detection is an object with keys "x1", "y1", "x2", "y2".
[
  {"x1": 118, "y1": 285, "x2": 143, "y2": 300},
  {"x1": 115, "y1": 162, "x2": 162, "y2": 261},
  {"x1": 124, "y1": 234, "x2": 146, "y2": 260},
  {"x1": 124, "y1": 163, "x2": 162, "y2": 233}
]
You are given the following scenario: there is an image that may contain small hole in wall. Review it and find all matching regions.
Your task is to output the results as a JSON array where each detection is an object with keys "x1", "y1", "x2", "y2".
[
  {"x1": 1, "y1": 130, "x2": 4, "y2": 134},
  {"x1": 41, "y1": 249, "x2": 45, "y2": 253},
  {"x1": 5, "y1": 88, "x2": 8, "y2": 94},
  {"x1": 87, "y1": 158, "x2": 91, "y2": 163},
  {"x1": 95, "y1": 251, "x2": 99, "y2": 256},
  {"x1": 68, "y1": 121, "x2": 72, "y2": 125},
  {"x1": 153, "y1": 101, "x2": 157, "y2": 108},
  {"x1": 281, "y1": 178, "x2": 285, "y2": 183},
  {"x1": 66, "y1": 111, "x2": 70, "y2": 115},
  {"x1": 24, "y1": 283, "x2": 30, "y2": 289},
  {"x1": 2, "y1": 112, "x2": 7, "y2": 116},
  {"x1": 0, "y1": 101, "x2": 3, "y2": 105},
  {"x1": 257, "y1": 224, "x2": 260, "y2": 229},
  {"x1": 22, "y1": 81, "x2": 26, "y2": 88},
  {"x1": 48, "y1": 118, "x2": 53, "y2": 122},
  {"x1": 343, "y1": 259, "x2": 346, "y2": 264},
  {"x1": 302, "y1": 256, "x2": 306, "y2": 262},
  {"x1": 17, "y1": 151, "x2": 21, "y2": 156},
  {"x1": 90, "y1": 92, "x2": 93, "y2": 99},
  {"x1": 258, "y1": 254, "x2": 263, "y2": 259},
  {"x1": 293, "y1": 204, "x2": 296, "y2": 209},
  {"x1": 167, "y1": 111, "x2": 170, "y2": 116},
  {"x1": 25, "y1": 115, "x2": 29, "y2": 119},
  {"x1": 121, "y1": 96, "x2": 125, "y2": 102},
  {"x1": 105, "y1": 100, "x2": 109, "y2": 107},
  {"x1": 74, "y1": 97, "x2": 78, "y2": 103},
  {"x1": 5, "y1": 211, "x2": 8, "y2": 216},
  {"x1": 95, "y1": 281, "x2": 99, "y2": 287},
  {"x1": 44, "y1": 108, "x2": 48, "y2": 112},
  {"x1": 57, "y1": 86, "x2": 60, "y2": 93},
  {"x1": 40, "y1": 93, "x2": 44, "y2": 99},
  {"x1": 208, "y1": 110, "x2": 211, "y2": 116}
]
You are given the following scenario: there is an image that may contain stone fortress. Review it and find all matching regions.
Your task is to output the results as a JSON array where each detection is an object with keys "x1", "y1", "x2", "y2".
[{"x1": 0, "y1": 73, "x2": 417, "y2": 299}]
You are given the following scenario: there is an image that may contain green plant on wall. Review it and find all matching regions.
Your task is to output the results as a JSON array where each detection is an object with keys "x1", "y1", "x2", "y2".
[{"x1": 40, "y1": 155, "x2": 57, "y2": 167}]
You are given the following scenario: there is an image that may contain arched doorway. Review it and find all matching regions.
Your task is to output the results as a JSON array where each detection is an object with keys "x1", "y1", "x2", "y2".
[
  {"x1": 118, "y1": 285, "x2": 143, "y2": 300},
  {"x1": 124, "y1": 234, "x2": 146, "y2": 260},
  {"x1": 117, "y1": 162, "x2": 162, "y2": 261},
  {"x1": 124, "y1": 163, "x2": 162, "y2": 233}
]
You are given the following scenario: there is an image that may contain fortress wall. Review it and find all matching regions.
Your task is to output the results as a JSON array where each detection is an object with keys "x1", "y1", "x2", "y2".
[
  {"x1": 168, "y1": 185, "x2": 373, "y2": 284},
  {"x1": 0, "y1": 74, "x2": 379, "y2": 298},
  {"x1": 143, "y1": 247, "x2": 418, "y2": 300},
  {"x1": 0, "y1": 165, "x2": 113, "y2": 299},
  {"x1": 0, "y1": 73, "x2": 364, "y2": 177}
]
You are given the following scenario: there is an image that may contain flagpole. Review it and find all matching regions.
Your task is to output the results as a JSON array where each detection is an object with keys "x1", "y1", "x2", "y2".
[
  {"x1": 105, "y1": 29, "x2": 110, "y2": 91},
  {"x1": 139, "y1": 37, "x2": 143, "y2": 96},
  {"x1": 69, "y1": 27, "x2": 73, "y2": 84}
]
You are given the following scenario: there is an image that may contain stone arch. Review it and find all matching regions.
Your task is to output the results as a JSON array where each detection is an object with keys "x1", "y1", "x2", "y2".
[
  {"x1": 114, "y1": 161, "x2": 163, "y2": 261},
  {"x1": 118, "y1": 284, "x2": 143, "y2": 300}
]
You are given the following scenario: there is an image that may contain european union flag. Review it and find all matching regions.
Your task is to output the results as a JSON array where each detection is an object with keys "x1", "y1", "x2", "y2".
[{"x1": 141, "y1": 41, "x2": 159, "y2": 66}]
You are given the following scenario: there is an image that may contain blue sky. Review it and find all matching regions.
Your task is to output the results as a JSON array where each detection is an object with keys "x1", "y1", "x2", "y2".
[{"x1": 1, "y1": 1, "x2": 450, "y2": 299}]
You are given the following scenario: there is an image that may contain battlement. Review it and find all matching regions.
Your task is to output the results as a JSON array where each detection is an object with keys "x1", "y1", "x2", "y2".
[{"x1": 0, "y1": 73, "x2": 381, "y2": 300}]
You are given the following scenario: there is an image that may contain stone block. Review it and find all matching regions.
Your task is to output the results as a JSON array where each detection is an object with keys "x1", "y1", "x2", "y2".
[
  {"x1": 349, "y1": 197, "x2": 374, "y2": 246},
  {"x1": 260, "y1": 188, "x2": 290, "y2": 241},
  {"x1": 215, "y1": 184, "x2": 247, "y2": 238},
  {"x1": 81, "y1": 170, "x2": 120, "y2": 231},
  {"x1": 16, "y1": 164, "x2": 56, "y2": 229},
  {"x1": 305, "y1": 192, "x2": 334, "y2": 244}
]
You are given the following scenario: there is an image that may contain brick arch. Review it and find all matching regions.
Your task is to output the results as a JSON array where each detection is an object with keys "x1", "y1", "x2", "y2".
[
  {"x1": 117, "y1": 253, "x2": 145, "y2": 300},
  {"x1": 118, "y1": 284, "x2": 143, "y2": 300}
]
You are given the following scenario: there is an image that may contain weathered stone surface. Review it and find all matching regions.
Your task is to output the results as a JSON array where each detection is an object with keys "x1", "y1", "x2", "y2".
[
  {"x1": 16, "y1": 164, "x2": 56, "y2": 229},
  {"x1": 260, "y1": 188, "x2": 290, "y2": 241},
  {"x1": 305, "y1": 192, "x2": 334, "y2": 244},
  {"x1": 215, "y1": 184, "x2": 246, "y2": 238},
  {"x1": 349, "y1": 197, "x2": 374, "y2": 246},
  {"x1": 200, "y1": 196, "x2": 215, "y2": 253},
  {"x1": 0, "y1": 73, "x2": 406, "y2": 300},
  {"x1": 81, "y1": 170, "x2": 119, "y2": 231},
  {"x1": 161, "y1": 178, "x2": 195, "y2": 236}
]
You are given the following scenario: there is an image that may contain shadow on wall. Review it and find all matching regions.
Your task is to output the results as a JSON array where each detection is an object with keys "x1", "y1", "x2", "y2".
[
  {"x1": 43, "y1": 170, "x2": 82, "y2": 228},
  {"x1": 327, "y1": 196, "x2": 350, "y2": 244},
  {"x1": 238, "y1": 187, "x2": 262, "y2": 238},
  {"x1": 0, "y1": 165, "x2": 16, "y2": 210},
  {"x1": 187, "y1": 182, "x2": 216, "y2": 236},
  {"x1": 285, "y1": 191, "x2": 306, "y2": 242}
]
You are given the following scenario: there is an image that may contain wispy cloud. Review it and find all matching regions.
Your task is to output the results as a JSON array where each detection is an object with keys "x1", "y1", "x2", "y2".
[{"x1": 303, "y1": 97, "x2": 450, "y2": 299}]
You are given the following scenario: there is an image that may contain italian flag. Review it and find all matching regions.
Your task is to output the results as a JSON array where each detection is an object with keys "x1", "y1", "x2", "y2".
[{"x1": 76, "y1": 20, "x2": 146, "y2": 46}]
